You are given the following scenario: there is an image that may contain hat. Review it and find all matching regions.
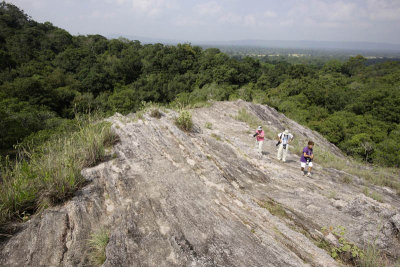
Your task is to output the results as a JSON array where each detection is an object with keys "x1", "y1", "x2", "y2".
[
  {"x1": 257, "y1": 126, "x2": 262, "y2": 131},
  {"x1": 284, "y1": 129, "x2": 289, "y2": 134}
]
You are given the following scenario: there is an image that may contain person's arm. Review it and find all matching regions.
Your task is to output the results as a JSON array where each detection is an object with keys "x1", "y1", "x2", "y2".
[
  {"x1": 303, "y1": 152, "x2": 310, "y2": 158},
  {"x1": 288, "y1": 134, "x2": 293, "y2": 144},
  {"x1": 259, "y1": 131, "x2": 265, "y2": 138}
]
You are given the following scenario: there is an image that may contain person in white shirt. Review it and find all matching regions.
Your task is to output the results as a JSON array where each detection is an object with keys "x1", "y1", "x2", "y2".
[{"x1": 276, "y1": 129, "x2": 293, "y2": 162}]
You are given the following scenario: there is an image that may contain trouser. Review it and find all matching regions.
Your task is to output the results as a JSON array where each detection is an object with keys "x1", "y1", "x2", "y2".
[
  {"x1": 256, "y1": 140, "x2": 263, "y2": 155},
  {"x1": 277, "y1": 143, "x2": 288, "y2": 161}
]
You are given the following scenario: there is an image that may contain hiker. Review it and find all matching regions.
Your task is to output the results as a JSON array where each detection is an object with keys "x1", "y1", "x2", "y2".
[
  {"x1": 301, "y1": 141, "x2": 314, "y2": 176},
  {"x1": 253, "y1": 126, "x2": 264, "y2": 157},
  {"x1": 276, "y1": 129, "x2": 293, "y2": 162}
]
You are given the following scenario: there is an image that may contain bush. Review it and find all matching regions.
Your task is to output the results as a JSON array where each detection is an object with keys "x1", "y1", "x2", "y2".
[
  {"x1": 150, "y1": 108, "x2": 162, "y2": 119},
  {"x1": 0, "y1": 118, "x2": 118, "y2": 227},
  {"x1": 204, "y1": 122, "x2": 212, "y2": 129},
  {"x1": 88, "y1": 228, "x2": 110, "y2": 266},
  {"x1": 175, "y1": 110, "x2": 193, "y2": 131}
]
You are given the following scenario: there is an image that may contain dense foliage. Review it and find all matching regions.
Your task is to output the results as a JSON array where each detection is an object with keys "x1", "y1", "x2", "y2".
[{"x1": 0, "y1": 2, "x2": 399, "y2": 167}]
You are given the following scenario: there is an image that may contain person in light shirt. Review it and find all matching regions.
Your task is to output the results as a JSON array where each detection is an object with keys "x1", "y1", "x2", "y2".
[{"x1": 276, "y1": 129, "x2": 293, "y2": 162}]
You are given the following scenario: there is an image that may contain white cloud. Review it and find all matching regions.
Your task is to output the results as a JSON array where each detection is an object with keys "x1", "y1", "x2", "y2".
[
  {"x1": 195, "y1": 1, "x2": 222, "y2": 16},
  {"x1": 263, "y1": 10, "x2": 277, "y2": 18},
  {"x1": 219, "y1": 12, "x2": 257, "y2": 26}
]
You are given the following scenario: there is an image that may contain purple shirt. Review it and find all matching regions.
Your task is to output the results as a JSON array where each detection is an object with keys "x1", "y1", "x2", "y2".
[{"x1": 300, "y1": 146, "x2": 313, "y2": 163}]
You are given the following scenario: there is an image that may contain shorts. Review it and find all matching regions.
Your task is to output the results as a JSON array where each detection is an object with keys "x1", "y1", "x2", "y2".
[{"x1": 301, "y1": 162, "x2": 313, "y2": 168}]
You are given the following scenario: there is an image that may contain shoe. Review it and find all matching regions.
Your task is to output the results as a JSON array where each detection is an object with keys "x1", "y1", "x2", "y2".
[
  {"x1": 307, "y1": 172, "x2": 311, "y2": 177},
  {"x1": 282, "y1": 160, "x2": 286, "y2": 163}
]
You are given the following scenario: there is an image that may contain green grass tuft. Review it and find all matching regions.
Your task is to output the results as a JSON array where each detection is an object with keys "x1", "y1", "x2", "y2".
[
  {"x1": 211, "y1": 133, "x2": 221, "y2": 141},
  {"x1": 88, "y1": 228, "x2": 110, "y2": 266},
  {"x1": 362, "y1": 187, "x2": 383, "y2": 203},
  {"x1": 0, "y1": 119, "x2": 118, "y2": 227},
  {"x1": 204, "y1": 122, "x2": 213, "y2": 129},
  {"x1": 258, "y1": 200, "x2": 288, "y2": 219}
]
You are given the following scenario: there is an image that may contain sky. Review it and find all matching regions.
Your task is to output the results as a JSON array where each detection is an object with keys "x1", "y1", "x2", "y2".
[{"x1": 7, "y1": 0, "x2": 400, "y2": 44}]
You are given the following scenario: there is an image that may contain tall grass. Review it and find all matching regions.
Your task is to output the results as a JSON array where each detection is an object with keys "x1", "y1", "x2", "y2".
[
  {"x1": 88, "y1": 228, "x2": 110, "y2": 266},
  {"x1": 358, "y1": 241, "x2": 388, "y2": 267},
  {"x1": 0, "y1": 118, "x2": 118, "y2": 227}
]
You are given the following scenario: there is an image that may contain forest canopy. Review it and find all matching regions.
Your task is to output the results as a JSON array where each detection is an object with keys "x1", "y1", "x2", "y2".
[{"x1": 0, "y1": 2, "x2": 399, "y2": 167}]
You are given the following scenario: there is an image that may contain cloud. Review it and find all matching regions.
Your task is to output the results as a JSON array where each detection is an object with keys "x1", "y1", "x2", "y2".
[
  {"x1": 366, "y1": 0, "x2": 400, "y2": 21},
  {"x1": 287, "y1": 0, "x2": 358, "y2": 23},
  {"x1": 263, "y1": 10, "x2": 277, "y2": 19},
  {"x1": 195, "y1": 1, "x2": 222, "y2": 16},
  {"x1": 5, "y1": 0, "x2": 400, "y2": 43},
  {"x1": 130, "y1": 0, "x2": 165, "y2": 16},
  {"x1": 219, "y1": 12, "x2": 257, "y2": 26},
  {"x1": 105, "y1": 0, "x2": 176, "y2": 16}
]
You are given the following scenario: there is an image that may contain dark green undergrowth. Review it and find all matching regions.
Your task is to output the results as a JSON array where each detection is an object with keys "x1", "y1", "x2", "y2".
[{"x1": 0, "y1": 116, "x2": 118, "y2": 228}]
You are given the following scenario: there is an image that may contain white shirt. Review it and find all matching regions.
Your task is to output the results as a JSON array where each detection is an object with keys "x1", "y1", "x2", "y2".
[{"x1": 278, "y1": 132, "x2": 293, "y2": 145}]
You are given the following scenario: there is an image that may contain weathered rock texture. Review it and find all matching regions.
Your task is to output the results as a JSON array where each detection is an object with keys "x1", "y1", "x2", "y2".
[{"x1": 1, "y1": 101, "x2": 399, "y2": 266}]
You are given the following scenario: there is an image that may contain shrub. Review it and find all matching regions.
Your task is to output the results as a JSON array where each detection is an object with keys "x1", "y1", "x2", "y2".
[
  {"x1": 0, "y1": 119, "x2": 118, "y2": 226},
  {"x1": 175, "y1": 110, "x2": 193, "y2": 131},
  {"x1": 150, "y1": 108, "x2": 162, "y2": 119},
  {"x1": 322, "y1": 226, "x2": 364, "y2": 264},
  {"x1": 88, "y1": 228, "x2": 110, "y2": 266},
  {"x1": 342, "y1": 175, "x2": 353, "y2": 184}
]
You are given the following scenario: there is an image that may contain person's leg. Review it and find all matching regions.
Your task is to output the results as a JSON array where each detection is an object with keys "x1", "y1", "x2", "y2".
[
  {"x1": 277, "y1": 144, "x2": 283, "y2": 160},
  {"x1": 282, "y1": 145, "x2": 288, "y2": 162},
  {"x1": 258, "y1": 141, "x2": 263, "y2": 156},
  {"x1": 307, "y1": 162, "x2": 313, "y2": 175},
  {"x1": 301, "y1": 162, "x2": 306, "y2": 175}
]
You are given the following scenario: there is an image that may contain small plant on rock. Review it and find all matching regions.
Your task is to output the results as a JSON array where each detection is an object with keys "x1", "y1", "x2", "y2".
[
  {"x1": 88, "y1": 228, "x2": 110, "y2": 266},
  {"x1": 150, "y1": 108, "x2": 162, "y2": 119},
  {"x1": 322, "y1": 225, "x2": 364, "y2": 264},
  {"x1": 175, "y1": 110, "x2": 193, "y2": 131}
]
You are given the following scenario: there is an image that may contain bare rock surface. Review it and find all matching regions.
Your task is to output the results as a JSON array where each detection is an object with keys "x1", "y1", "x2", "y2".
[{"x1": 1, "y1": 101, "x2": 399, "y2": 266}]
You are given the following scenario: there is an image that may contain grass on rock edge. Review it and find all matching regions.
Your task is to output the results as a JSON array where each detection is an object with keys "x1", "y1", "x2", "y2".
[{"x1": 0, "y1": 117, "x2": 119, "y2": 228}]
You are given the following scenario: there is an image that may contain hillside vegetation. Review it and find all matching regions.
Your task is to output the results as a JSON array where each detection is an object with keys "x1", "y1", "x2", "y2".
[{"x1": 0, "y1": 2, "x2": 399, "y2": 168}]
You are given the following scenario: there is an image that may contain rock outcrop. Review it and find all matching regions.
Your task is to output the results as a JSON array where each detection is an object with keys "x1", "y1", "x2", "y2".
[{"x1": 1, "y1": 101, "x2": 399, "y2": 266}]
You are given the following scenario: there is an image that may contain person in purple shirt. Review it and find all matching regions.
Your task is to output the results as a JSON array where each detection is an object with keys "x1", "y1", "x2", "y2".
[{"x1": 301, "y1": 141, "x2": 314, "y2": 176}]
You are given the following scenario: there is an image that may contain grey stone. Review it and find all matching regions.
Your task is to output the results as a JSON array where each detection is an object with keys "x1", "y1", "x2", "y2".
[
  {"x1": 1, "y1": 101, "x2": 399, "y2": 266},
  {"x1": 391, "y1": 214, "x2": 400, "y2": 232}
]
